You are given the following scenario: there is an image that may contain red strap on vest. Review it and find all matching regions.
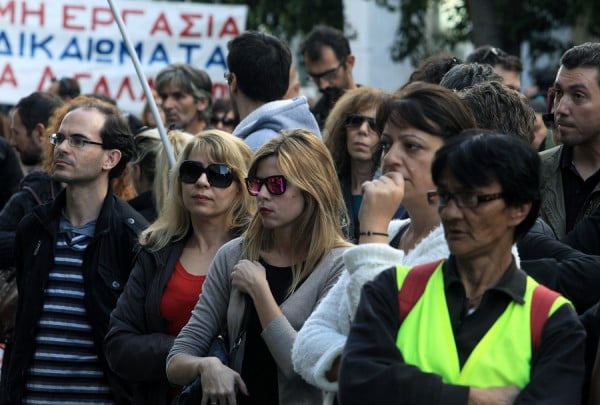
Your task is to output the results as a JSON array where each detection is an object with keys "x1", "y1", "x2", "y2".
[
  {"x1": 398, "y1": 259, "x2": 443, "y2": 323},
  {"x1": 530, "y1": 284, "x2": 560, "y2": 353}
]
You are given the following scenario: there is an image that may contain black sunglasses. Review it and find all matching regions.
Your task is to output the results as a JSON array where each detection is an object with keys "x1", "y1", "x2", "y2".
[
  {"x1": 210, "y1": 116, "x2": 236, "y2": 126},
  {"x1": 245, "y1": 175, "x2": 287, "y2": 196},
  {"x1": 179, "y1": 160, "x2": 235, "y2": 188},
  {"x1": 345, "y1": 114, "x2": 376, "y2": 131}
]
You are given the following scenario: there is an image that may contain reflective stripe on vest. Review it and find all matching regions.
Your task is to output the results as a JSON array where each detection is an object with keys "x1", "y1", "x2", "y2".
[{"x1": 394, "y1": 261, "x2": 569, "y2": 388}]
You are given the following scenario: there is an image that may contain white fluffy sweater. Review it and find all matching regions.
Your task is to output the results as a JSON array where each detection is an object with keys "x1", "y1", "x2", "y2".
[{"x1": 291, "y1": 219, "x2": 448, "y2": 395}]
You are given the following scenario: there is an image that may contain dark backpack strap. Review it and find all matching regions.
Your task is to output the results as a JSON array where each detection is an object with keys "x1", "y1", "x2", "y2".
[
  {"x1": 21, "y1": 185, "x2": 42, "y2": 205},
  {"x1": 530, "y1": 284, "x2": 560, "y2": 354},
  {"x1": 398, "y1": 259, "x2": 443, "y2": 323}
]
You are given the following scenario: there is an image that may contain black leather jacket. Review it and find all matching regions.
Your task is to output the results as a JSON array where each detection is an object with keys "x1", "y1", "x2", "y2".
[{"x1": 0, "y1": 188, "x2": 148, "y2": 404}]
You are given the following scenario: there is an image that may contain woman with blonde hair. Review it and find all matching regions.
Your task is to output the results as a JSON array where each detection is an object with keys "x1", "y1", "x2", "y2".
[
  {"x1": 166, "y1": 129, "x2": 352, "y2": 404},
  {"x1": 153, "y1": 130, "x2": 195, "y2": 215},
  {"x1": 105, "y1": 130, "x2": 255, "y2": 404}
]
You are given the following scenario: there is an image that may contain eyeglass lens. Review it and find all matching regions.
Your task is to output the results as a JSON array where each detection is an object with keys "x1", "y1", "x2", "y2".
[
  {"x1": 345, "y1": 114, "x2": 376, "y2": 131},
  {"x1": 245, "y1": 175, "x2": 287, "y2": 196},
  {"x1": 179, "y1": 161, "x2": 234, "y2": 188}
]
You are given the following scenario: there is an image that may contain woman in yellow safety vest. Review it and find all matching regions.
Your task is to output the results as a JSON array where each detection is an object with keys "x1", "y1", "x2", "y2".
[{"x1": 338, "y1": 132, "x2": 586, "y2": 404}]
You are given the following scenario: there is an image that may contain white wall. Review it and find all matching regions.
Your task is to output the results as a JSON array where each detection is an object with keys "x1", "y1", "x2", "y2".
[{"x1": 344, "y1": 0, "x2": 414, "y2": 91}]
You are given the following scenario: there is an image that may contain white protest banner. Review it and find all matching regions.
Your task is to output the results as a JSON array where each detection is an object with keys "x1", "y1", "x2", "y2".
[{"x1": 0, "y1": 0, "x2": 247, "y2": 114}]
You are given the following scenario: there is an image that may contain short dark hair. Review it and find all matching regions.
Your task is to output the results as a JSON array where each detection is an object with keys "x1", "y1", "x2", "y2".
[
  {"x1": 440, "y1": 63, "x2": 503, "y2": 91},
  {"x1": 227, "y1": 31, "x2": 291, "y2": 102},
  {"x1": 155, "y1": 63, "x2": 213, "y2": 106},
  {"x1": 458, "y1": 81, "x2": 535, "y2": 144},
  {"x1": 67, "y1": 101, "x2": 134, "y2": 179},
  {"x1": 560, "y1": 42, "x2": 600, "y2": 88},
  {"x1": 407, "y1": 54, "x2": 461, "y2": 86},
  {"x1": 376, "y1": 82, "x2": 476, "y2": 140},
  {"x1": 15, "y1": 92, "x2": 63, "y2": 134},
  {"x1": 431, "y1": 131, "x2": 540, "y2": 241},
  {"x1": 52, "y1": 77, "x2": 81, "y2": 99},
  {"x1": 301, "y1": 24, "x2": 351, "y2": 63},
  {"x1": 466, "y1": 45, "x2": 522, "y2": 73}
]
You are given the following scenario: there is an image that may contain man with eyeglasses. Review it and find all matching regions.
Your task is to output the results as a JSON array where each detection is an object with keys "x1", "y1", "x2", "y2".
[
  {"x1": 0, "y1": 100, "x2": 148, "y2": 404},
  {"x1": 226, "y1": 31, "x2": 321, "y2": 151},
  {"x1": 302, "y1": 25, "x2": 358, "y2": 128}
]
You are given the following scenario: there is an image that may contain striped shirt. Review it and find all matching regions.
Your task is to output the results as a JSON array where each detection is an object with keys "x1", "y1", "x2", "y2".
[{"x1": 23, "y1": 217, "x2": 114, "y2": 405}]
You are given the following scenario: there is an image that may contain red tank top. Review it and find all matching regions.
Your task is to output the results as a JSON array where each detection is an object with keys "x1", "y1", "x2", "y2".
[{"x1": 160, "y1": 260, "x2": 207, "y2": 336}]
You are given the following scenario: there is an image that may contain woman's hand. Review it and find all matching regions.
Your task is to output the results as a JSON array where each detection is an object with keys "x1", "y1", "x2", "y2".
[
  {"x1": 200, "y1": 357, "x2": 248, "y2": 405},
  {"x1": 358, "y1": 172, "x2": 405, "y2": 240},
  {"x1": 231, "y1": 260, "x2": 269, "y2": 300}
]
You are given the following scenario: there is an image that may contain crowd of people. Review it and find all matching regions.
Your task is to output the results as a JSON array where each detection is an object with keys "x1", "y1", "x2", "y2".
[{"x1": 0, "y1": 23, "x2": 598, "y2": 405}]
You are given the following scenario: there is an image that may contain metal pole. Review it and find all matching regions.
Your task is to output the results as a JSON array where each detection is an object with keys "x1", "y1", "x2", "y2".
[{"x1": 106, "y1": 0, "x2": 176, "y2": 167}]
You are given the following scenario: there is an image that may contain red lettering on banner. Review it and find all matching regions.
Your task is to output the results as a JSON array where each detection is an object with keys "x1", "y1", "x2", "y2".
[
  {"x1": 22, "y1": 2, "x2": 44, "y2": 27},
  {"x1": 0, "y1": 63, "x2": 17, "y2": 87},
  {"x1": 73, "y1": 72, "x2": 91, "y2": 83},
  {"x1": 150, "y1": 13, "x2": 172, "y2": 36},
  {"x1": 92, "y1": 7, "x2": 114, "y2": 30},
  {"x1": 180, "y1": 13, "x2": 201, "y2": 37},
  {"x1": 93, "y1": 76, "x2": 111, "y2": 97},
  {"x1": 122, "y1": 9, "x2": 144, "y2": 24},
  {"x1": 36, "y1": 66, "x2": 56, "y2": 91},
  {"x1": 116, "y1": 77, "x2": 135, "y2": 101},
  {"x1": 0, "y1": 1, "x2": 16, "y2": 24},
  {"x1": 212, "y1": 83, "x2": 228, "y2": 100},
  {"x1": 219, "y1": 17, "x2": 240, "y2": 37},
  {"x1": 63, "y1": 5, "x2": 85, "y2": 30}
]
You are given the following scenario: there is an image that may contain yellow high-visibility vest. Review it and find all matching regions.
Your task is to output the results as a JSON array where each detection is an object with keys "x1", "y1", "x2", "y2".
[{"x1": 394, "y1": 261, "x2": 569, "y2": 388}]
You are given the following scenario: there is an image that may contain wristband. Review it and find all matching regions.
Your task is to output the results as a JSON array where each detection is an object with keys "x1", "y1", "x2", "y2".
[{"x1": 359, "y1": 231, "x2": 389, "y2": 237}]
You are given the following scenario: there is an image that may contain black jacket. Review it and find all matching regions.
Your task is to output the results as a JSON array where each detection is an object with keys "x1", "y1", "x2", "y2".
[
  {"x1": 105, "y1": 237, "x2": 187, "y2": 405},
  {"x1": 0, "y1": 187, "x2": 148, "y2": 404},
  {"x1": 0, "y1": 171, "x2": 62, "y2": 268}
]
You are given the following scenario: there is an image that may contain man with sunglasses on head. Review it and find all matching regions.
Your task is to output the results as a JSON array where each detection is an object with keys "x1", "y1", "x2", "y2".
[
  {"x1": 302, "y1": 25, "x2": 358, "y2": 129},
  {"x1": 466, "y1": 45, "x2": 523, "y2": 92},
  {"x1": 226, "y1": 31, "x2": 321, "y2": 152},
  {"x1": 0, "y1": 100, "x2": 148, "y2": 404}
]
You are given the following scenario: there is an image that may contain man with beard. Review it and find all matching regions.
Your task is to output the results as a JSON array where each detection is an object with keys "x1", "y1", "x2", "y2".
[
  {"x1": 1, "y1": 92, "x2": 64, "y2": 270},
  {"x1": 539, "y1": 42, "x2": 600, "y2": 239},
  {"x1": 227, "y1": 31, "x2": 321, "y2": 151},
  {"x1": 302, "y1": 25, "x2": 358, "y2": 129},
  {"x1": 0, "y1": 100, "x2": 147, "y2": 403},
  {"x1": 155, "y1": 63, "x2": 212, "y2": 134}
]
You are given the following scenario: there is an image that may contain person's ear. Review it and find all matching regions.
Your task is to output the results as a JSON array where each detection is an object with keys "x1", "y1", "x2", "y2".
[
  {"x1": 345, "y1": 54, "x2": 356, "y2": 70},
  {"x1": 103, "y1": 149, "x2": 122, "y2": 171},
  {"x1": 32, "y1": 123, "x2": 46, "y2": 144},
  {"x1": 508, "y1": 202, "x2": 532, "y2": 227}
]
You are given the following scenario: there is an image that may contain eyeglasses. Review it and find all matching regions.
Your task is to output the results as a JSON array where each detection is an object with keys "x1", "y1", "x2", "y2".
[
  {"x1": 179, "y1": 160, "x2": 235, "y2": 188},
  {"x1": 49, "y1": 133, "x2": 104, "y2": 148},
  {"x1": 210, "y1": 116, "x2": 236, "y2": 127},
  {"x1": 245, "y1": 175, "x2": 287, "y2": 196},
  {"x1": 345, "y1": 114, "x2": 376, "y2": 131},
  {"x1": 307, "y1": 61, "x2": 345, "y2": 84},
  {"x1": 426, "y1": 190, "x2": 504, "y2": 208},
  {"x1": 224, "y1": 71, "x2": 233, "y2": 85}
]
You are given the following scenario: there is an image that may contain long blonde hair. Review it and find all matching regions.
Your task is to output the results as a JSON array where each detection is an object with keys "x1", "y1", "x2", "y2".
[
  {"x1": 153, "y1": 130, "x2": 195, "y2": 215},
  {"x1": 141, "y1": 130, "x2": 255, "y2": 251},
  {"x1": 242, "y1": 129, "x2": 351, "y2": 294}
]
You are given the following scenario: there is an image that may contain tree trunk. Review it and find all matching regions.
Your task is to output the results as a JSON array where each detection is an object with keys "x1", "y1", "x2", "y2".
[{"x1": 465, "y1": 0, "x2": 501, "y2": 47}]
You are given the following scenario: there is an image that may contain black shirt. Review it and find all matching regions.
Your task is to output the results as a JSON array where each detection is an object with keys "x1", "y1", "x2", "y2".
[
  {"x1": 561, "y1": 145, "x2": 600, "y2": 232},
  {"x1": 239, "y1": 261, "x2": 293, "y2": 405},
  {"x1": 338, "y1": 256, "x2": 586, "y2": 404}
]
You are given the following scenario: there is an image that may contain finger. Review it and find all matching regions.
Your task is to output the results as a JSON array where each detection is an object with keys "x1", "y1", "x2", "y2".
[
  {"x1": 235, "y1": 373, "x2": 249, "y2": 396},
  {"x1": 227, "y1": 391, "x2": 238, "y2": 405},
  {"x1": 381, "y1": 171, "x2": 405, "y2": 186}
]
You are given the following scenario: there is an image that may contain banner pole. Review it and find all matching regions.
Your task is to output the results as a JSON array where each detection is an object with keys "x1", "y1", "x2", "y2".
[{"x1": 106, "y1": 0, "x2": 176, "y2": 167}]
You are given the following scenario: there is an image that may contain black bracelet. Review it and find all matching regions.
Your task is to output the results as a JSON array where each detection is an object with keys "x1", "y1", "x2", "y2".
[{"x1": 359, "y1": 231, "x2": 389, "y2": 237}]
